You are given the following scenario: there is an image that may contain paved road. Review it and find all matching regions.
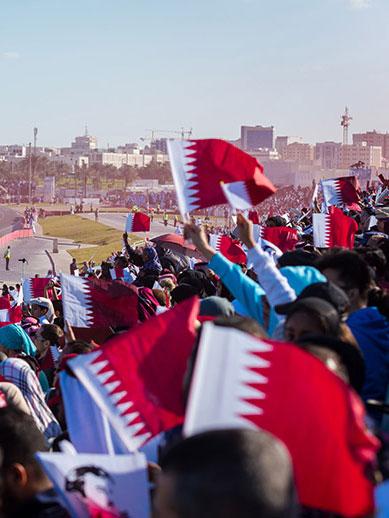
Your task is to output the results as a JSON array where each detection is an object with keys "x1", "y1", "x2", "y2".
[
  {"x1": 82, "y1": 212, "x2": 178, "y2": 239},
  {"x1": 0, "y1": 206, "x2": 24, "y2": 235}
]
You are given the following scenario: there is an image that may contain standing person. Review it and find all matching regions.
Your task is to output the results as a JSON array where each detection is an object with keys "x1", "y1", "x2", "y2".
[
  {"x1": 4, "y1": 246, "x2": 10, "y2": 271},
  {"x1": 70, "y1": 258, "x2": 78, "y2": 276},
  {"x1": 94, "y1": 207, "x2": 99, "y2": 222},
  {"x1": 174, "y1": 215, "x2": 178, "y2": 228},
  {"x1": 163, "y1": 211, "x2": 169, "y2": 227}
]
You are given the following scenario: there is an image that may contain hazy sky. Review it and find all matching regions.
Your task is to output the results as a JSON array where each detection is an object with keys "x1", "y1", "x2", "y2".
[{"x1": 0, "y1": 0, "x2": 387, "y2": 147}]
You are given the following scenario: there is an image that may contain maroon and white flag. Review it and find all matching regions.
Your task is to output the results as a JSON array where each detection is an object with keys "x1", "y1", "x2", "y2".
[
  {"x1": 321, "y1": 176, "x2": 360, "y2": 208},
  {"x1": 209, "y1": 234, "x2": 247, "y2": 264},
  {"x1": 185, "y1": 323, "x2": 378, "y2": 517},
  {"x1": 60, "y1": 274, "x2": 139, "y2": 329},
  {"x1": 0, "y1": 296, "x2": 22, "y2": 325},
  {"x1": 22, "y1": 278, "x2": 51, "y2": 303},
  {"x1": 69, "y1": 297, "x2": 199, "y2": 451},
  {"x1": 125, "y1": 212, "x2": 150, "y2": 233},
  {"x1": 313, "y1": 206, "x2": 358, "y2": 249},
  {"x1": 167, "y1": 139, "x2": 276, "y2": 215},
  {"x1": 252, "y1": 225, "x2": 298, "y2": 253}
]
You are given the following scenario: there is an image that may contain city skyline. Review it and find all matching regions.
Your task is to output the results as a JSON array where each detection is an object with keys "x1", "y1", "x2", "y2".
[{"x1": 1, "y1": 0, "x2": 389, "y2": 147}]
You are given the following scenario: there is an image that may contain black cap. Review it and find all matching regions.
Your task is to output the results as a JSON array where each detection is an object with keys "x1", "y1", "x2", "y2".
[{"x1": 275, "y1": 282, "x2": 350, "y2": 319}]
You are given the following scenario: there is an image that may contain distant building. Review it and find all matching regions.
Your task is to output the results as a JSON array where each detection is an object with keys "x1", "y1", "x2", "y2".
[
  {"x1": 152, "y1": 138, "x2": 168, "y2": 154},
  {"x1": 250, "y1": 149, "x2": 280, "y2": 161},
  {"x1": 240, "y1": 125, "x2": 274, "y2": 150},
  {"x1": 314, "y1": 142, "x2": 341, "y2": 169},
  {"x1": 71, "y1": 133, "x2": 97, "y2": 152},
  {"x1": 88, "y1": 152, "x2": 169, "y2": 168},
  {"x1": 338, "y1": 143, "x2": 382, "y2": 169},
  {"x1": 275, "y1": 136, "x2": 303, "y2": 158},
  {"x1": 353, "y1": 130, "x2": 389, "y2": 159},
  {"x1": 284, "y1": 142, "x2": 314, "y2": 165},
  {"x1": 0, "y1": 145, "x2": 27, "y2": 159}
]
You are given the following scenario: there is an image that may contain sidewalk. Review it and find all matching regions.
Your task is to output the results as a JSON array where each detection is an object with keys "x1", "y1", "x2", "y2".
[{"x1": 0, "y1": 224, "x2": 95, "y2": 283}]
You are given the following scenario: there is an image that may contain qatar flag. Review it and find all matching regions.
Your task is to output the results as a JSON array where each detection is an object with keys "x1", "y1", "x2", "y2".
[
  {"x1": 209, "y1": 234, "x2": 247, "y2": 264},
  {"x1": 185, "y1": 323, "x2": 379, "y2": 517},
  {"x1": 69, "y1": 297, "x2": 199, "y2": 451},
  {"x1": 22, "y1": 278, "x2": 51, "y2": 303},
  {"x1": 252, "y1": 225, "x2": 299, "y2": 253},
  {"x1": 0, "y1": 296, "x2": 22, "y2": 325},
  {"x1": 321, "y1": 176, "x2": 360, "y2": 209},
  {"x1": 313, "y1": 206, "x2": 358, "y2": 249},
  {"x1": 125, "y1": 212, "x2": 150, "y2": 233},
  {"x1": 167, "y1": 139, "x2": 276, "y2": 216},
  {"x1": 60, "y1": 273, "x2": 139, "y2": 330}
]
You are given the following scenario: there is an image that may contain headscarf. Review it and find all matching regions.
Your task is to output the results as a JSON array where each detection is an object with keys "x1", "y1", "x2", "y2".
[
  {"x1": 0, "y1": 324, "x2": 37, "y2": 356},
  {"x1": 143, "y1": 246, "x2": 162, "y2": 273},
  {"x1": 0, "y1": 358, "x2": 61, "y2": 440}
]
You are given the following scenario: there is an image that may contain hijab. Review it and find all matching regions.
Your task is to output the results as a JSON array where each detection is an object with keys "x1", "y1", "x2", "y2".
[
  {"x1": 143, "y1": 247, "x2": 162, "y2": 273},
  {"x1": 0, "y1": 324, "x2": 37, "y2": 356}
]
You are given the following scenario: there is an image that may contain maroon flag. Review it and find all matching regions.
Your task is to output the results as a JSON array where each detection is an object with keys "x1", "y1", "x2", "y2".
[{"x1": 167, "y1": 139, "x2": 276, "y2": 215}]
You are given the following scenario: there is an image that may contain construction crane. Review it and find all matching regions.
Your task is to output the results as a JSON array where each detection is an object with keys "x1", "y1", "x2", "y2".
[
  {"x1": 341, "y1": 107, "x2": 352, "y2": 145},
  {"x1": 145, "y1": 128, "x2": 193, "y2": 143}
]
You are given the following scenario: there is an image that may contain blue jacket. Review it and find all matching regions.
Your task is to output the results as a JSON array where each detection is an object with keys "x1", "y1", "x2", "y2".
[{"x1": 347, "y1": 307, "x2": 389, "y2": 402}]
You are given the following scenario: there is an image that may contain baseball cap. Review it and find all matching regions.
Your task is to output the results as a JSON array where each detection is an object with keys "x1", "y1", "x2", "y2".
[{"x1": 275, "y1": 282, "x2": 350, "y2": 319}]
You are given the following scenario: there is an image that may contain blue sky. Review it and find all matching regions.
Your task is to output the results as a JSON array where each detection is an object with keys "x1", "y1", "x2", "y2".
[{"x1": 0, "y1": 0, "x2": 387, "y2": 147}]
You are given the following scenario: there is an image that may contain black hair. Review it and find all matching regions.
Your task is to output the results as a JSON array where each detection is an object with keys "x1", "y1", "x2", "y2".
[
  {"x1": 315, "y1": 249, "x2": 372, "y2": 296},
  {"x1": 214, "y1": 315, "x2": 267, "y2": 339},
  {"x1": 65, "y1": 465, "x2": 112, "y2": 498},
  {"x1": 40, "y1": 324, "x2": 64, "y2": 346},
  {"x1": 277, "y1": 250, "x2": 319, "y2": 268},
  {"x1": 368, "y1": 288, "x2": 389, "y2": 320},
  {"x1": 0, "y1": 406, "x2": 47, "y2": 477},
  {"x1": 159, "y1": 429, "x2": 298, "y2": 518}
]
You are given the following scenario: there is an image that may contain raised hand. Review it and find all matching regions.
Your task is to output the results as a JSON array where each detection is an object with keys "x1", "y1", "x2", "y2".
[
  {"x1": 184, "y1": 223, "x2": 215, "y2": 261},
  {"x1": 236, "y1": 213, "x2": 255, "y2": 249}
]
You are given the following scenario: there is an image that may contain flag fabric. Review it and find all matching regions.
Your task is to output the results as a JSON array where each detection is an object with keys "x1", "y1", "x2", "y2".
[
  {"x1": 60, "y1": 370, "x2": 130, "y2": 455},
  {"x1": 69, "y1": 297, "x2": 199, "y2": 451},
  {"x1": 37, "y1": 451, "x2": 150, "y2": 518},
  {"x1": 313, "y1": 206, "x2": 358, "y2": 249},
  {"x1": 109, "y1": 267, "x2": 136, "y2": 284},
  {"x1": 321, "y1": 176, "x2": 360, "y2": 208},
  {"x1": 167, "y1": 139, "x2": 276, "y2": 215},
  {"x1": 60, "y1": 274, "x2": 139, "y2": 329},
  {"x1": 209, "y1": 234, "x2": 247, "y2": 264},
  {"x1": 0, "y1": 296, "x2": 22, "y2": 324},
  {"x1": 125, "y1": 212, "x2": 150, "y2": 233},
  {"x1": 22, "y1": 278, "x2": 51, "y2": 303},
  {"x1": 185, "y1": 323, "x2": 379, "y2": 517},
  {"x1": 248, "y1": 210, "x2": 260, "y2": 225},
  {"x1": 253, "y1": 226, "x2": 299, "y2": 253}
]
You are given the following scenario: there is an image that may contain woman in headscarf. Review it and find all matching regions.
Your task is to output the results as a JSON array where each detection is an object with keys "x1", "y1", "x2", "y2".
[
  {"x1": 0, "y1": 323, "x2": 37, "y2": 357},
  {"x1": 0, "y1": 357, "x2": 61, "y2": 440}
]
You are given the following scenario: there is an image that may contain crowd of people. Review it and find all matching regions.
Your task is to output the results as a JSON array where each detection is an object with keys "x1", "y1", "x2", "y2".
[{"x1": 0, "y1": 178, "x2": 386, "y2": 517}]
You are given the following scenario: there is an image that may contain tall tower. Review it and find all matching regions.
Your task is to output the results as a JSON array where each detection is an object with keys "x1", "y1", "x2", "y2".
[{"x1": 341, "y1": 107, "x2": 352, "y2": 145}]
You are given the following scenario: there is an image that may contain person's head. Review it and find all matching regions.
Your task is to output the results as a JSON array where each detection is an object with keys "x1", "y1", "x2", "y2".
[
  {"x1": 32, "y1": 324, "x2": 64, "y2": 359},
  {"x1": 29, "y1": 297, "x2": 54, "y2": 323},
  {"x1": 280, "y1": 298, "x2": 341, "y2": 343},
  {"x1": 0, "y1": 324, "x2": 37, "y2": 357},
  {"x1": 214, "y1": 314, "x2": 268, "y2": 339},
  {"x1": 155, "y1": 428, "x2": 297, "y2": 518},
  {"x1": 316, "y1": 250, "x2": 373, "y2": 312},
  {"x1": 65, "y1": 465, "x2": 115, "y2": 510},
  {"x1": 0, "y1": 406, "x2": 50, "y2": 510},
  {"x1": 276, "y1": 282, "x2": 350, "y2": 321},
  {"x1": 71, "y1": 258, "x2": 76, "y2": 264}
]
